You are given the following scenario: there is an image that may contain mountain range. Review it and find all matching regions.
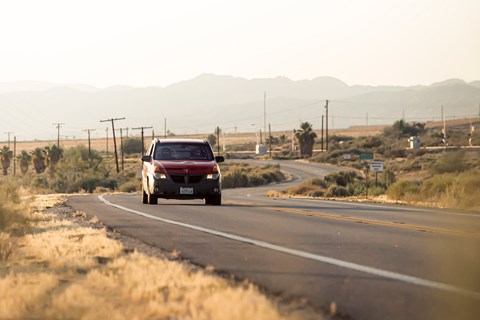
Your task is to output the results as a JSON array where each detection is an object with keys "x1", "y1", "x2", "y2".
[{"x1": 1, "y1": 75, "x2": 479, "y2": 141}]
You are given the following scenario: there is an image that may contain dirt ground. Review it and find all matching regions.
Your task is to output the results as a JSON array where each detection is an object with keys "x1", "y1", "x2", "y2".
[{"x1": 12, "y1": 126, "x2": 387, "y2": 153}]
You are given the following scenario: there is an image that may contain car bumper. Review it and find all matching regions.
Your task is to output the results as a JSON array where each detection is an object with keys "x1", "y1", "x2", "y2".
[{"x1": 150, "y1": 176, "x2": 221, "y2": 199}]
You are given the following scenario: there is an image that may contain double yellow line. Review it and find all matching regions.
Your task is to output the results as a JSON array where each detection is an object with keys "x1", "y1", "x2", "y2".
[{"x1": 226, "y1": 200, "x2": 480, "y2": 239}]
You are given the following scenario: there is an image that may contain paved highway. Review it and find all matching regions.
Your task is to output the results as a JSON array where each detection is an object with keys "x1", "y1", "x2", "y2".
[{"x1": 68, "y1": 160, "x2": 480, "y2": 320}]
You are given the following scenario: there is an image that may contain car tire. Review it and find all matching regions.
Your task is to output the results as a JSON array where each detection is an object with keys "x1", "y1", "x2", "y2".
[
  {"x1": 148, "y1": 191, "x2": 158, "y2": 205},
  {"x1": 205, "y1": 195, "x2": 221, "y2": 205},
  {"x1": 142, "y1": 185, "x2": 148, "y2": 204}
]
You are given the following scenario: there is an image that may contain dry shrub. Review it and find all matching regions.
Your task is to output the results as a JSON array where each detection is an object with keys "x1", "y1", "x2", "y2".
[
  {"x1": 222, "y1": 163, "x2": 285, "y2": 189},
  {"x1": 266, "y1": 190, "x2": 286, "y2": 197},
  {"x1": 435, "y1": 172, "x2": 480, "y2": 210},
  {"x1": 0, "y1": 180, "x2": 29, "y2": 231},
  {"x1": 387, "y1": 169, "x2": 480, "y2": 210},
  {"x1": 0, "y1": 273, "x2": 58, "y2": 319},
  {"x1": 21, "y1": 224, "x2": 123, "y2": 269},
  {"x1": 47, "y1": 252, "x2": 290, "y2": 320},
  {"x1": 0, "y1": 233, "x2": 15, "y2": 261},
  {"x1": 386, "y1": 180, "x2": 421, "y2": 200},
  {"x1": 287, "y1": 180, "x2": 325, "y2": 197}
]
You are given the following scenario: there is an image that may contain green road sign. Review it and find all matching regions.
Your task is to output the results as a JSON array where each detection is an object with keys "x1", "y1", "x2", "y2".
[{"x1": 360, "y1": 153, "x2": 373, "y2": 160}]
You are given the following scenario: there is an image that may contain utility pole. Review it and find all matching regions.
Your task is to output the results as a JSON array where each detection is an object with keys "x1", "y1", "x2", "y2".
[
  {"x1": 152, "y1": 129, "x2": 155, "y2": 140},
  {"x1": 52, "y1": 123, "x2": 65, "y2": 147},
  {"x1": 366, "y1": 113, "x2": 368, "y2": 127},
  {"x1": 268, "y1": 123, "x2": 272, "y2": 158},
  {"x1": 291, "y1": 129, "x2": 295, "y2": 153},
  {"x1": 116, "y1": 128, "x2": 128, "y2": 171},
  {"x1": 216, "y1": 126, "x2": 221, "y2": 155},
  {"x1": 164, "y1": 117, "x2": 167, "y2": 139},
  {"x1": 3, "y1": 132, "x2": 14, "y2": 148},
  {"x1": 263, "y1": 91, "x2": 267, "y2": 144},
  {"x1": 469, "y1": 119, "x2": 474, "y2": 146},
  {"x1": 82, "y1": 129, "x2": 96, "y2": 160},
  {"x1": 100, "y1": 117, "x2": 125, "y2": 173},
  {"x1": 106, "y1": 127, "x2": 109, "y2": 156},
  {"x1": 132, "y1": 126, "x2": 153, "y2": 155},
  {"x1": 441, "y1": 106, "x2": 447, "y2": 148},
  {"x1": 13, "y1": 136, "x2": 16, "y2": 176},
  {"x1": 321, "y1": 115, "x2": 324, "y2": 152},
  {"x1": 325, "y1": 100, "x2": 329, "y2": 152}
]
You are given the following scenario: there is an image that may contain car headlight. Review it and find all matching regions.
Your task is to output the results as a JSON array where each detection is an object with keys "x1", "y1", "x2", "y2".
[
  {"x1": 206, "y1": 173, "x2": 220, "y2": 179},
  {"x1": 154, "y1": 173, "x2": 167, "y2": 179},
  {"x1": 154, "y1": 166, "x2": 167, "y2": 179}
]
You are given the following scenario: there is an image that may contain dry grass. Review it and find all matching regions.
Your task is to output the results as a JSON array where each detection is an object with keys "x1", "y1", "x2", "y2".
[{"x1": 0, "y1": 194, "x2": 323, "y2": 320}]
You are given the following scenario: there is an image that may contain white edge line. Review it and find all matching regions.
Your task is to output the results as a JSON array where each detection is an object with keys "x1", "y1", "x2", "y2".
[{"x1": 98, "y1": 195, "x2": 480, "y2": 300}]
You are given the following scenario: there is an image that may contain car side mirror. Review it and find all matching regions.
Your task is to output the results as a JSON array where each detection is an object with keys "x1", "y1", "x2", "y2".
[
  {"x1": 215, "y1": 156, "x2": 225, "y2": 163},
  {"x1": 141, "y1": 155, "x2": 151, "y2": 162}
]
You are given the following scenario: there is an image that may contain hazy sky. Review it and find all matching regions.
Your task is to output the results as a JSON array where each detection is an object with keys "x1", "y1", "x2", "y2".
[{"x1": 1, "y1": 0, "x2": 479, "y2": 87}]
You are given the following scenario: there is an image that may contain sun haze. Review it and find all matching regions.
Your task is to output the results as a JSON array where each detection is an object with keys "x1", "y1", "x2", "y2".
[{"x1": 1, "y1": 0, "x2": 479, "y2": 87}]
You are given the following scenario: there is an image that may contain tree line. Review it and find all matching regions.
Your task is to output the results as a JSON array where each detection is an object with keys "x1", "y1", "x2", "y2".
[{"x1": 0, "y1": 145, "x2": 64, "y2": 176}]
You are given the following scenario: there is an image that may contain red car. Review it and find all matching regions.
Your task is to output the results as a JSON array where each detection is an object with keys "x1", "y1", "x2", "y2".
[{"x1": 141, "y1": 139, "x2": 224, "y2": 205}]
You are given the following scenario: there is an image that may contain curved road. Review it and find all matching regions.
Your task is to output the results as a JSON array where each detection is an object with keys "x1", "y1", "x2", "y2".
[{"x1": 68, "y1": 160, "x2": 480, "y2": 320}]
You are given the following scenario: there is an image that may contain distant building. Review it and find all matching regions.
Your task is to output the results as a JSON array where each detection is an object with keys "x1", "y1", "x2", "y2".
[{"x1": 408, "y1": 136, "x2": 421, "y2": 149}]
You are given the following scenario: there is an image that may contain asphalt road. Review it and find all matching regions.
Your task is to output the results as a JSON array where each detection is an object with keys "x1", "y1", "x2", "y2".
[{"x1": 68, "y1": 160, "x2": 480, "y2": 320}]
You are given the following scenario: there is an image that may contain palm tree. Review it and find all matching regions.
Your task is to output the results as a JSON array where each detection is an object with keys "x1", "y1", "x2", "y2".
[
  {"x1": 30, "y1": 148, "x2": 46, "y2": 174},
  {"x1": 44, "y1": 145, "x2": 63, "y2": 167},
  {"x1": 17, "y1": 150, "x2": 32, "y2": 174},
  {"x1": 0, "y1": 146, "x2": 13, "y2": 175},
  {"x1": 295, "y1": 122, "x2": 317, "y2": 158}
]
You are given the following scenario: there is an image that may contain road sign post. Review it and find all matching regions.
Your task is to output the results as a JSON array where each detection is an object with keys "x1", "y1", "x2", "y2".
[{"x1": 369, "y1": 160, "x2": 384, "y2": 189}]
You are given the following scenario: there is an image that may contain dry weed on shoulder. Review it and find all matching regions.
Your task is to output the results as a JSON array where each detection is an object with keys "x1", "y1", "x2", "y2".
[{"x1": 0, "y1": 194, "x2": 324, "y2": 320}]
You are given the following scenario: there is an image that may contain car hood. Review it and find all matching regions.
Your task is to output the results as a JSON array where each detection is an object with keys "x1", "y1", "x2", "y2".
[{"x1": 154, "y1": 160, "x2": 216, "y2": 174}]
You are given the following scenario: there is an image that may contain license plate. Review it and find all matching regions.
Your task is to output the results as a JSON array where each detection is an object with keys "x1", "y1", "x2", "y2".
[{"x1": 180, "y1": 187, "x2": 194, "y2": 195}]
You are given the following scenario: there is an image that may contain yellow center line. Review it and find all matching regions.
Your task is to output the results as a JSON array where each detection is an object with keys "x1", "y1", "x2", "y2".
[{"x1": 225, "y1": 200, "x2": 480, "y2": 238}]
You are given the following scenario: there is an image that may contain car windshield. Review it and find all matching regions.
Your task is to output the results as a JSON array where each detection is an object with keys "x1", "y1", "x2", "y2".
[{"x1": 154, "y1": 143, "x2": 214, "y2": 161}]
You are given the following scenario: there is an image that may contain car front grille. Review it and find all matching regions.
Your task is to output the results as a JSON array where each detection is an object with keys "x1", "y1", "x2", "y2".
[{"x1": 170, "y1": 174, "x2": 203, "y2": 184}]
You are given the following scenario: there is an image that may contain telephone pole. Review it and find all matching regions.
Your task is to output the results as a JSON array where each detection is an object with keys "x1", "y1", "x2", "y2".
[
  {"x1": 325, "y1": 100, "x2": 329, "y2": 152},
  {"x1": 268, "y1": 123, "x2": 272, "y2": 158},
  {"x1": 441, "y1": 106, "x2": 447, "y2": 148},
  {"x1": 132, "y1": 126, "x2": 153, "y2": 155},
  {"x1": 100, "y1": 117, "x2": 125, "y2": 173},
  {"x1": 3, "y1": 132, "x2": 14, "y2": 148},
  {"x1": 52, "y1": 123, "x2": 65, "y2": 147},
  {"x1": 263, "y1": 91, "x2": 267, "y2": 145},
  {"x1": 164, "y1": 117, "x2": 167, "y2": 139},
  {"x1": 321, "y1": 115, "x2": 324, "y2": 151},
  {"x1": 215, "y1": 126, "x2": 221, "y2": 155},
  {"x1": 82, "y1": 129, "x2": 96, "y2": 160},
  {"x1": 105, "y1": 127, "x2": 109, "y2": 156},
  {"x1": 116, "y1": 128, "x2": 128, "y2": 171},
  {"x1": 13, "y1": 136, "x2": 17, "y2": 176}
]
